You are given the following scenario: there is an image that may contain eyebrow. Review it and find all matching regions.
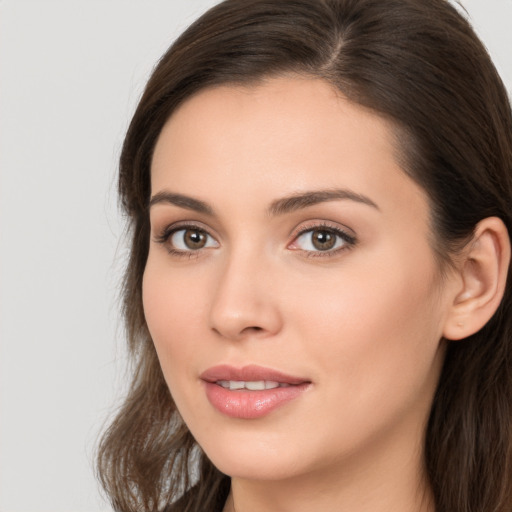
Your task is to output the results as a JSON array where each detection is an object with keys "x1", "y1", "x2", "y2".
[
  {"x1": 148, "y1": 188, "x2": 379, "y2": 216},
  {"x1": 148, "y1": 191, "x2": 214, "y2": 215},
  {"x1": 268, "y1": 189, "x2": 380, "y2": 215}
]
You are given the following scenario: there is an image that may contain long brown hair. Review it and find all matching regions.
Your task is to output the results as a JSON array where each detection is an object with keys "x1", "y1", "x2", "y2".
[{"x1": 97, "y1": 1, "x2": 512, "y2": 511}]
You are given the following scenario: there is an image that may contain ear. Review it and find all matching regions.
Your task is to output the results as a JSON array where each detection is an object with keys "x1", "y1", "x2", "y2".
[{"x1": 443, "y1": 217, "x2": 511, "y2": 341}]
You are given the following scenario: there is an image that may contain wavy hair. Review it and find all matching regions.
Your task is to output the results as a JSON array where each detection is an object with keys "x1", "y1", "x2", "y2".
[{"x1": 97, "y1": 1, "x2": 512, "y2": 510}]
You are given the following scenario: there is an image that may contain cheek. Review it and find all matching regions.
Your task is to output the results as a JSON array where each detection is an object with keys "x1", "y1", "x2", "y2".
[
  {"x1": 289, "y1": 247, "x2": 444, "y2": 413},
  {"x1": 294, "y1": 245, "x2": 440, "y2": 334},
  {"x1": 142, "y1": 258, "x2": 217, "y2": 426},
  {"x1": 142, "y1": 256, "x2": 206, "y2": 381}
]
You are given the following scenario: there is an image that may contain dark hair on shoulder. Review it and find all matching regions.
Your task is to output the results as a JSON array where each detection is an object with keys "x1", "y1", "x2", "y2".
[{"x1": 97, "y1": 1, "x2": 512, "y2": 511}]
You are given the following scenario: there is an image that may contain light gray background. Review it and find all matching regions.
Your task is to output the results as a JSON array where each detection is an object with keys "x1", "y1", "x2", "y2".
[{"x1": 0, "y1": 1, "x2": 510, "y2": 511}]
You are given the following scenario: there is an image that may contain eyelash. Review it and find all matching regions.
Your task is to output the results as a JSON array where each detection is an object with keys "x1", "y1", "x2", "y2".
[
  {"x1": 153, "y1": 222, "x2": 357, "y2": 259},
  {"x1": 153, "y1": 223, "x2": 215, "y2": 258},
  {"x1": 290, "y1": 222, "x2": 357, "y2": 258}
]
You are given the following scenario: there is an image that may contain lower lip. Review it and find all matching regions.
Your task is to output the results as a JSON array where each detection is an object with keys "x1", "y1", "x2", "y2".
[{"x1": 203, "y1": 382, "x2": 309, "y2": 419}]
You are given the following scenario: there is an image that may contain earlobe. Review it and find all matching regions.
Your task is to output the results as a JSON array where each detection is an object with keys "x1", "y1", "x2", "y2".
[{"x1": 443, "y1": 217, "x2": 511, "y2": 341}]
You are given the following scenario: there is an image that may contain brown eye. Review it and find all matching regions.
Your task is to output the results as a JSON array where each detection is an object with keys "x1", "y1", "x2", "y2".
[
  {"x1": 311, "y1": 230, "x2": 336, "y2": 251},
  {"x1": 290, "y1": 225, "x2": 356, "y2": 254},
  {"x1": 184, "y1": 229, "x2": 207, "y2": 249},
  {"x1": 169, "y1": 227, "x2": 219, "y2": 251}
]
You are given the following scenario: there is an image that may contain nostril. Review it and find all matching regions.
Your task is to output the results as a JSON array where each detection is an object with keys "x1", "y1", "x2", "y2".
[
  {"x1": 246, "y1": 326, "x2": 263, "y2": 332},
  {"x1": 238, "y1": 326, "x2": 264, "y2": 335},
  {"x1": 211, "y1": 325, "x2": 263, "y2": 338}
]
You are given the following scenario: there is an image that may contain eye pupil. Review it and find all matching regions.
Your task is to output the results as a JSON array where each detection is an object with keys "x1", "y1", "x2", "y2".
[
  {"x1": 184, "y1": 229, "x2": 206, "y2": 249},
  {"x1": 312, "y1": 230, "x2": 336, "y2": 250}
]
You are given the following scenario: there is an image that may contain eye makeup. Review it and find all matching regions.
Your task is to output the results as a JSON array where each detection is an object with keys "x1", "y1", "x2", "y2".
[
  {"x1": 288, "y1": 221, "x2": 357, "y2": 259},
  {"x1": 152, "y1": 218, "x2": 357, "y2": 260}
]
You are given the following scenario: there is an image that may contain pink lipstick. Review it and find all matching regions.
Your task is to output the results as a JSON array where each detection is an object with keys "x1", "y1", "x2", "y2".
[{"x1": 200, "y1": 365, "x2": 311, "y2": 419}]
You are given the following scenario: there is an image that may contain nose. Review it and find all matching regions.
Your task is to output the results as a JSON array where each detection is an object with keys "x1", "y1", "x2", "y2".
[{"x1": 208, "y1": 250, "x2": 283, "y2": 341}]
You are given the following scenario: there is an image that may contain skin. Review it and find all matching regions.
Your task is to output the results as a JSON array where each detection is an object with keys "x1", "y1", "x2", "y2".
[{"x1": 143, "y1": 77, "x2": 464, "y2": 512}]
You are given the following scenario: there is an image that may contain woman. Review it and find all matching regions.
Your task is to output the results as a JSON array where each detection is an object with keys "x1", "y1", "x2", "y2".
[{"x1": 97, "y1": 0, "x2": 512, "y2": 511}]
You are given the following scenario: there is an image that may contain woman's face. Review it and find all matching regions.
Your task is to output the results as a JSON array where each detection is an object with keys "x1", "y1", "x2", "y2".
[{"x1": 144, "y1": 77, "x2": 457, "y2": 482}]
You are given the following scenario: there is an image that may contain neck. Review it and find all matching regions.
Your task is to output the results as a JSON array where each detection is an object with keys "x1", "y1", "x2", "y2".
[{"x1": 225, "y1": 464, "x2": 434, "y2": 512}]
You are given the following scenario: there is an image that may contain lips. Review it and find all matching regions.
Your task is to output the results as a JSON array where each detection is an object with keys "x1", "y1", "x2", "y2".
[{"x1": 200, "y1": 365, "x2": 311, "y2": 419}]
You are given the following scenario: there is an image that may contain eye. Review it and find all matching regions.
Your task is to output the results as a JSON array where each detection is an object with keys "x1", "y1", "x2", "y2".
[
  {"x1": 289, "y1": 225, "x2": 356, "y2": 254},
  {"x1": 154, "y1": 224, "x2": 220, "y2": 255},
  {"x1": 169, "y1": 227, "x2": 218, "y2": 251}
]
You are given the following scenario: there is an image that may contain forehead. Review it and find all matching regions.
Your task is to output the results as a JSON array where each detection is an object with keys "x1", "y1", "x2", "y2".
[
  {"x1": 150, "y1": 77, "x2": 428, "y2": 226},
  {"x1": 154, "y1": 77, "x2": 395, "y2": 156}
]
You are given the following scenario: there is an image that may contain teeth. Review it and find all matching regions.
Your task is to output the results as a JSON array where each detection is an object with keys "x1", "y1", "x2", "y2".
[
  {"x1": 245, "y1": 381, "x2": 265, "y2": 390},
  {"x1": 216, "y1": 380, "x2": 284, "y2": 390}
]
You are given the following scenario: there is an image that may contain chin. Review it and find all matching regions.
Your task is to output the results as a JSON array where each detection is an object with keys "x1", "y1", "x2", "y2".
[
  {"x1": 209, "y1": 453, "x2": 302, "y2": 481},
  {"x1": 198, "y1": 430, "x2": 311, "y2": 481}
]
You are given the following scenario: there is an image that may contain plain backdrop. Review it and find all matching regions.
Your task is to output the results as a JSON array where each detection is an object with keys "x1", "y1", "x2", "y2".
[{"x1": 0, "y1": 1, "x2": 510, "y2": 511}]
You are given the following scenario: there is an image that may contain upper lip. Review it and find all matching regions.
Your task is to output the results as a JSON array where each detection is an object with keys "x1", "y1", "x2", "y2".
[{"x1": 200, "y1": 364, "x2": 310, "y2": 385}]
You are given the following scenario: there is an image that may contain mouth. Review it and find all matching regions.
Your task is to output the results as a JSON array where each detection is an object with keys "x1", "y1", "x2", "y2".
[
  {"x1": 200, "y1": 364, "x2": 310, "y2": 385},
  {"x1": 200, "y1": 365, "x2": 311, "y2": 419},
  {"x1": 215, "y1": 380, "x2": 294, "y2": 390}
]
